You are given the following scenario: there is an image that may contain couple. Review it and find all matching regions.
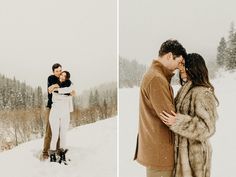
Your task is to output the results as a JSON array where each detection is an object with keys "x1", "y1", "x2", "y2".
[
  {"x1": 40, "y1": 63, "x2": 75, "y2": 163},
  {"x1": 134, "y1": 40, "x2": 218, "y2": 177}
]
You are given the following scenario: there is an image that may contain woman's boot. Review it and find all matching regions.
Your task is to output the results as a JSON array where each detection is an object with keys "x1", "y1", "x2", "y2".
[{"x1": 58, "y1": 148, "x2": 68, "y2": 164}]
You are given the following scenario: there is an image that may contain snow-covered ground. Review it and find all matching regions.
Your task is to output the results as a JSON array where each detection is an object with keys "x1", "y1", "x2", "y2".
[
  {"x1": 119, "y1": 71, "x2": 236, "y2": 177},
  {"x1": 0, "y1": 117, "x2": 117, "y2": 177}
]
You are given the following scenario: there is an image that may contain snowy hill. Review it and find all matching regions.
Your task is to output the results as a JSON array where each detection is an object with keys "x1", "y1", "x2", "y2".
[
  {"x1": 119, "y1": 71, "x2": 236, "y2": 177},
  {"x1": 0, "y1": 117, "x2": 117, "y2": 177}
]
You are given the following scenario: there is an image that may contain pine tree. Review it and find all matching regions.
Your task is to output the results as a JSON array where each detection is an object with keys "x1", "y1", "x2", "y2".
[
  {"x1": 103, "y1": 99, "x2": 108, "y2": 118},
  {"x1": 217, "y1": 22, "x2": 236, "y2": 70},
  {"x1": 217, "y1": 37, "x2": 227, "y2": 66},
  {"x1": 36, "y1": 86, "x2": 43, "y2": 108},
  {"x1": 89, "y1": 91, "x2": 94, "y2": 108},
  {"x1": 88, "y1": 90, "x2": 95, "y2": 121},
  {"x1": 228, "y1": 22, "x2": 235, "y2": 44},
  {"x1": 226, "y1": 33, "x2": 236, "y2": 70},
  {"x1": 94, "y1": 90, "x2": 100, "y2": 107}
]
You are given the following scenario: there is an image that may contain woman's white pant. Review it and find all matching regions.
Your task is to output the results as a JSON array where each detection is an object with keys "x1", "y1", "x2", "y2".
[{"x1": 49, "y1": 102, "x2": 70, "y2": 150}]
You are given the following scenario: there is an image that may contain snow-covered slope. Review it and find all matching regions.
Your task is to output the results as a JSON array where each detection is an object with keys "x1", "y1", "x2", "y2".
[
  {"x1": 0, "y1": 117, "x2": 117, "y2": 177},
  {"x1": 119, "y1": 71, "x2": 236, "y2": 177}
]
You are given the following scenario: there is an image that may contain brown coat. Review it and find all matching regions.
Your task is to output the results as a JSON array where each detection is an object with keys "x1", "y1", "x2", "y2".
[
  {"x1": 134, "y1": 60, "x2": 176, "y2": 170},
  {"x1": 171, "y1": 81, "x2": 218, "y2": 177}
]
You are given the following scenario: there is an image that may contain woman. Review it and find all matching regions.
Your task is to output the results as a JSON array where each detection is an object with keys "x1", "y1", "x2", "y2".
[
  {"x1": 48, "y1": 71, "x2": 75, "y2": 163},
  {"x1": 160, "y1": 53, "x2": 218, "y2": 177}
]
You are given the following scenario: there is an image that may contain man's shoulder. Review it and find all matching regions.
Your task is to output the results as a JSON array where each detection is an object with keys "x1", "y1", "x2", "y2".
[
  {"x1": 48, "y1": 75, "x2": 59, "y2": 86},
  {"x1": 141, "y1": 68, "x2": 165, "y2": 88},
  {"x1": 48, "y1": 75, "x2": 58, "y2": 82},
  {"x1": 48, "y1": 75, "x2": 57, "y2": 79}
]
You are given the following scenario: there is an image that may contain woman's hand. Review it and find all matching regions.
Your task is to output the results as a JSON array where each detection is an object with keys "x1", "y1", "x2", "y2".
[
  {"x1": 160, "y1": 110, "x2": 177, "y2": 126},
  {"x1": 70, "y1": 90, "x2": 76, "y2": 96},
  {"x1": 178, "y1": 62, "x2": 188, "y2": 82}
]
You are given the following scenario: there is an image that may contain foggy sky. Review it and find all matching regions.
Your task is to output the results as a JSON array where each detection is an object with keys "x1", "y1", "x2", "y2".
[
  {"x1": 120, "y1": 0, "x2": 236, "y2": 64},
  {"x1": 0, "y1": 0, "x2": 117, "y2": 93}
]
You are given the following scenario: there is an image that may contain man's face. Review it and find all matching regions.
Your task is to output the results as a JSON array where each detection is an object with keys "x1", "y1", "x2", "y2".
[
  {"x1": 167, "y1": 53, "x2": 184, "y2": 71},
  {"x1": 53, "y1": 67, "x2": 62, "y2": 77}
]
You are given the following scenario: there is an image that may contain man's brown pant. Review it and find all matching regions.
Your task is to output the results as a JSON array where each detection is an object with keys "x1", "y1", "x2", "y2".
[
  {"x1": 42, "y1": 108, "x2": 60, "y2": 156},
  {"x1": 146, "y1": 168, "x2": 173, "y2": 177}
]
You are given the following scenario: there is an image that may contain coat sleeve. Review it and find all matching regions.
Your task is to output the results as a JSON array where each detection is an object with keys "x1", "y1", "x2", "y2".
[
  {"x1": 148, "y1": 77, "x2": 175, "y2": 117},
  {"x1": 48, "y1": 76, "x2": 53, "y2": 88},
  {"x1": 57, "y1": 85, "x2": 74, "y2": 94},
  {"x1": 48, "y1": 76, "x2": 58, "y2": 87},
  {"x1": 170, "y1": 90, "x2": 218, "y2": 141}
]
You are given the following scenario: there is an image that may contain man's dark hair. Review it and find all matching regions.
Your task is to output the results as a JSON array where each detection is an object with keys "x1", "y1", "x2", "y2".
[
  {"x1": 158, "y1": 39, "x2": 187, "y2": 59},
  {"x1": 52, "y1": 63, "x2": 62, "y2": 71}
]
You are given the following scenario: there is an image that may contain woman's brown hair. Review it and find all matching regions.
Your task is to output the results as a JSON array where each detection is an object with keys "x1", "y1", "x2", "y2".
[
  {"x1": 61, "y1": 71, "x2": 70, "y2": 80},
  {"x1": 182, "y1": 53, "x2": 219, "y2": 104}
]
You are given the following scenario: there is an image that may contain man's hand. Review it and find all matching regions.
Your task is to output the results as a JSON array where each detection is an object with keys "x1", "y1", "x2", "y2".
[
  {"x1": 160, "y1": 110, "x2": 177, "y2": 126},
  {"x1": 48, "y1": 84, "x2": 60, "y2": 93}
]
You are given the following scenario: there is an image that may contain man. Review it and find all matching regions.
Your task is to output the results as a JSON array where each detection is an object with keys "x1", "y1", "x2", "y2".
[
  {"x1": 40, "y1": 63, "x2": 62, "y2": 160},
  {"x1": 134, "y1": 40, "x2": 187, "y2": 177}
]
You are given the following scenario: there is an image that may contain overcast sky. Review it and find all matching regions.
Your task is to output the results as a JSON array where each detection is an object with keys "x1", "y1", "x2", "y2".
[
  {"x1": 0, "y1": 0, "x2": 116, "y2": 93},
  {"x1": 120, "y1": 0, "x2": 236, "y2": 64}
]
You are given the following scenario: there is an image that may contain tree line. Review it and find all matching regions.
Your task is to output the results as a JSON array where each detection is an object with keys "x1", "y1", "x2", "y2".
[
  {"x1": 71, "y1": 82, "x2": 117, "y2": 127},
  {"x1": 0, "y1": 74, "x2": 117, "y2": 151},
  {"x1": 119, "y1": 57, "x2": 147, "y2": 88},
  {"x1": 120, "y1": 53, "x2": 220, "y2": 88},
  {"x1": 217, "y1": 22, "x2": 236, "y2": 70}
]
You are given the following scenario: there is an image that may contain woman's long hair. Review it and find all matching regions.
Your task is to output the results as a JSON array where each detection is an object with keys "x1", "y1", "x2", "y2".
[
  {"x1": 60, "y1": 71, "x2": 72, "y2": 87},
  {"x1": 61, "y1": 71, "x2": 71, "y2": 80},
  {"x1": 182, "y1": 53, "x2": 219, "y2": 104}
]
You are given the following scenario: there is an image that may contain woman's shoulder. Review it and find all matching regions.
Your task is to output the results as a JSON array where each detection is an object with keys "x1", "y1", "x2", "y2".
[
  {"x1": 190, "y1": 86, "x2": 217, "y2": 104},
  {"x1": 191, "y1": 86, "x2": 213, "y2": 95},
  {"x1": 177, "y1": 82, "x2": 214, "y2": 100}
]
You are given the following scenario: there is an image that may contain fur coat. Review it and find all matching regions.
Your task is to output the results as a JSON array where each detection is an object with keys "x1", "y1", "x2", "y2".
[{"x1": 170, "y1": 81, "x2": 218, "y2": 177}]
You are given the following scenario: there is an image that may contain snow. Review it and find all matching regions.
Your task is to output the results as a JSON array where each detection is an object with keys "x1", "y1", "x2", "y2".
[
  {"x1": 0, "y1": 117, "x2": 117, "y2": 177},
  {"x1": 119, "y1": 71, "x2": 236, "y2": 177}
]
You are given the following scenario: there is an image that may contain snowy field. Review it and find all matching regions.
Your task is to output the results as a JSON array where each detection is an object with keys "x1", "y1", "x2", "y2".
[
  {"x1": 119, "y1": 71, "x2": 236, "y2": 177},
  {"x1": 0, "y1": 117, "x2": 117, "y2": 177}
]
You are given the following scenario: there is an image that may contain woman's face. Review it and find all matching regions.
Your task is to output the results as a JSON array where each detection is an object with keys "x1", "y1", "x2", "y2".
[
  {"x1": 59, "y1": 72, "x2": 67, "y2": 82},
  {"x1": 166, "y1": 53, "x2": 184, "y2": 71},
  {"x1": 178, "y1": 61, "x2": 188, "y2": 81}
]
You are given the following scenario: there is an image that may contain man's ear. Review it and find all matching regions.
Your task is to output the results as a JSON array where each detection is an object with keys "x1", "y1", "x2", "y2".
[{"x1": 166, "y1": 52, "x2": 172, "y2": 60}]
